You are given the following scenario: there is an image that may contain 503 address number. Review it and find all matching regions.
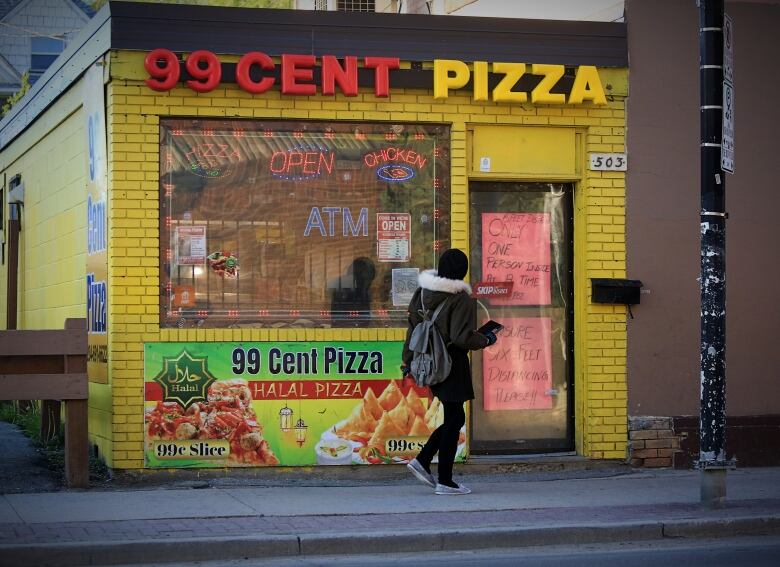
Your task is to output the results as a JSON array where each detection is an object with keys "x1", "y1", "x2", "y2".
[{"x1": 589, "y1": 153, "x2": 627, "y2": 171}]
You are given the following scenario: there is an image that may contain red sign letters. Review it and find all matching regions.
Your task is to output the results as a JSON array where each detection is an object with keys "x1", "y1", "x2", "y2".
[{"x1": 145, "y1": 49, "x2": 400, "y2": 97}]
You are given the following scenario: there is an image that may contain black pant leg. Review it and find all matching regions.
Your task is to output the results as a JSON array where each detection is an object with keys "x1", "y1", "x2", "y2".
[
  {"x1": 416, "y1": 422, "x2": 443, "y2": 469},
  {"x1": 436, "y1": 401, "x2": 465, "y2": 484}
]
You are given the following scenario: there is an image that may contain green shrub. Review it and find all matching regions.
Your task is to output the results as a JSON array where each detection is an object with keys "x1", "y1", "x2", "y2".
[
  {"x1": 0, "y1": 401, "x2": 41, "y2": 441},
  {"x1": 1, "y1": 73, "x2": 31, "y2": 117}
]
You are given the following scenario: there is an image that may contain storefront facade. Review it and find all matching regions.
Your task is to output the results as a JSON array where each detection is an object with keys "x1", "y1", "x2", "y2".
[{"x1": 0, "y1": 2, "x2": 629, "y2": 469}]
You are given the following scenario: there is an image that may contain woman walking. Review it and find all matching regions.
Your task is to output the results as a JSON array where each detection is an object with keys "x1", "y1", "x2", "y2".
[{"x1": 401, "y1": 248, "x2": 497, "y2": 495}]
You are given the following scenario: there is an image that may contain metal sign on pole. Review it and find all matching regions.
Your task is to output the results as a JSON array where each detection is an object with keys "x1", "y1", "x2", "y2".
[
  {"x1": 721, "y1": 14, "x2": 734, "y2": 173},
  {"x1": 723, "y1": 14, "x2": 734, "y2": 84},
  {"x1": 722, "y1": 81, "x2": 734, "y2": 173}
]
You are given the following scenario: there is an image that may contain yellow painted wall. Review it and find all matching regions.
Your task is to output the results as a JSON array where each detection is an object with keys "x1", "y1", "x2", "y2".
[
  {"x1": 0, "y1": 96, "x2": 86, "y2": 330},
  {"x1": 0, "y1": 78, "x2": 114, "y2": 462},
  {"x1": 107, "y1": 50, "x2": 628, "y2": 468}
]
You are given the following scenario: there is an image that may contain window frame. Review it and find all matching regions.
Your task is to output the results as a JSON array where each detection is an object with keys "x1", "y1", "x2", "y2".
[
  {"x1": 159, "y1": 118, "x2": 451, "y2": 330},
  {"x1": 29, "y1": 37, "x2": 64, "y2": 77}
]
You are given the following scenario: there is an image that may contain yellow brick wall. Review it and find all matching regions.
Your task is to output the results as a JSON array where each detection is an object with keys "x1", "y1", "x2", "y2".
[
  {"x1": 578, "y1": 168, "x2": 629, "y2": 460},
  {"x1": 107, "y1": 51, "x2": 627, "y2": 467}
]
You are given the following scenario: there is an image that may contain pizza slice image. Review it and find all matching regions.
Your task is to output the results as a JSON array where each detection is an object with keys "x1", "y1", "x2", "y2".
[{"x1": 145, "y1": 379, "x2": 279, "y2": 466}]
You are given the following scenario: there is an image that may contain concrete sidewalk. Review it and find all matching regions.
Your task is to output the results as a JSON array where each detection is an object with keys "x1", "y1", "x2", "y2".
[{"x1": 1, "y1": 467, "x2": 779, "y2": 566}]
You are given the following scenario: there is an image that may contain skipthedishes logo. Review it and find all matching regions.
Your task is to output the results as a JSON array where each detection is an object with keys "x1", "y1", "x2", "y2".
[{"x1": 363, "y1": 147, "x2": 427, "y2": 182}]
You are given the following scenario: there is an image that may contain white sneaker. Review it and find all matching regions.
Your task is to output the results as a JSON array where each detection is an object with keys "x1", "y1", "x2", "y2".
[
  {"x1": 435, "y1": 482, "x2": 471, "y2": 495},
  {"x1": 407, "y1": 459, "x2": 436, "y2": 488}
]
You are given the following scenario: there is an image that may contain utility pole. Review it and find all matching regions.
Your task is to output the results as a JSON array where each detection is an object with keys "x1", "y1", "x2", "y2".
[{"x1": 698, "y1": 0, "x2": 730, "y2": 508}]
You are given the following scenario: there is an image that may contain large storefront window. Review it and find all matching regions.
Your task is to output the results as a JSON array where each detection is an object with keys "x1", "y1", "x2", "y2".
[{"x1": 160, "y1": 119, "x2": 450, "y2": 328}]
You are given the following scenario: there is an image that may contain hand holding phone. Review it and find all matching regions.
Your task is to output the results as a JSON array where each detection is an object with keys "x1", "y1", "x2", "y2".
[{"x1": 477, "y1": 320, "x2": 503, "y2": 336}]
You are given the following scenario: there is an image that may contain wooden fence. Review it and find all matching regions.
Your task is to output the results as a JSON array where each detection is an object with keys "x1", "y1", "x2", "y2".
[{"x1": 0, "y1": 318, "x2": 89, "y2": 488}]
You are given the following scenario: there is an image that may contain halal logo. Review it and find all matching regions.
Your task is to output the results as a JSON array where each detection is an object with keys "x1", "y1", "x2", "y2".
[
  {"x1": 376, "y1": 164, "x2": 415, "y2": 182},
  {"x1": 153, "y1": 350, "x2": 215, "y2": 409}
]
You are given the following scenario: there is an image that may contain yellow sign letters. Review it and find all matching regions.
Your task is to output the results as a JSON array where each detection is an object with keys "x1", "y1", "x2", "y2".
[{"x1": 433, "y1": 60, "x2": 607, "y2": 105}]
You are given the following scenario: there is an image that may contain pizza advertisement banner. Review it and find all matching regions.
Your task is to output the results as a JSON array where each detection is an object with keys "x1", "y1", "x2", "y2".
[
  {"x1": 481, "y1": 212, "x2": 551, "y2": 305},
  {"x1": 144, "y1": 342, "x2": 467, "y2": 467},
  {"x1": 482, "y1": 317, "x2": 554, "y2": 411}
]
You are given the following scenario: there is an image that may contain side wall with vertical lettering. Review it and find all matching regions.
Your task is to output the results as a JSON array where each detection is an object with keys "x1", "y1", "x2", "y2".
[{"x1": 0, "y1": 78, "x2": 114, "y2": 461}]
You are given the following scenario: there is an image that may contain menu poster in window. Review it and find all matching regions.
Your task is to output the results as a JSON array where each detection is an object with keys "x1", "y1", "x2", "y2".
[
  {"x1": 481, "y1": 213, "x2": 551, "y2": 305},
  {"x1": 175, "y1": 226, "x2": 207, "y2": 265},
  {"x1": 392, "y1": 268, "x2": 420, "y2": 306},
  {"x1": 377, "y1": 213, "x2": 411, "y2": 262},
  {"x1": 483, "y1": 317, "x2": 553, "y2": 411}
]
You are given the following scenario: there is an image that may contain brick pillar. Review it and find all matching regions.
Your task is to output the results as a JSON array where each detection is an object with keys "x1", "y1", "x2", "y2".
[{"x1": 628, "y1": 416, "x2": 681, "y2": 468}]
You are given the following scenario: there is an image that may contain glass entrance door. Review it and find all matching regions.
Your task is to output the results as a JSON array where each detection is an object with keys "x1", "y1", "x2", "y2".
[{"x1": 469, "y1": 182, "x2": 574, "y2": 453}]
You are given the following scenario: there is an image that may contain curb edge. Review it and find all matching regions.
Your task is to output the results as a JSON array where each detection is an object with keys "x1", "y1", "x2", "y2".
[{"x1": 1, "y1": 516, "x2": 778, "y2": 566}]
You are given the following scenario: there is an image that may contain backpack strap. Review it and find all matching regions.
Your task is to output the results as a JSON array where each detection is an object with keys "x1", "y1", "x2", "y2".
[
  {"x1": 419, "y1": 292, "x2": 450, "y2": 322},
  {"x1": 430, "y1": 296, "x2": 449, "y2": 323}
]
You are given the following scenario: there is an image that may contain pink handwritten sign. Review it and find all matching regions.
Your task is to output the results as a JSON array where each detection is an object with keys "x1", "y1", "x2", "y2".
[
  {"x1": 481, "y1": 213, "x2": 551, "y2": 305},
  {"x1": 483, "y1": 317, "x2": 553, "y2": 411}
]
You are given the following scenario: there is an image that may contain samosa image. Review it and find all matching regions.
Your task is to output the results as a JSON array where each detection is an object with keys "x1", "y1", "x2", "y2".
[
  {"x1": 405, "y1": 389, "x2": 426, "y2": 418},
  {"x1": 387, "y1": 396, "x2": 415, "y2": 434},
  {"x1": 336, "y1": 400, "x2": 377, "y2": 440},
  {"x1": 409, "y1": 415, "x2": 431, "y2": 437},
  {"x1": 368, "y1": 411, "x2": 405, "y2": 448},
  {"x1": 363, "y1": 388, "x2": 384, "y2": 421},
  {"x1": 425, "y1": 397, "x2": 443, "y2": 431},
  {"x1": 377, "y1": 380, "x2": 403, "y2": 411}
]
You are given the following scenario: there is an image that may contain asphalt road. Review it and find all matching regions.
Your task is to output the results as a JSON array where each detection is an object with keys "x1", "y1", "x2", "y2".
[{"x1": 123, "y1": 536, "x2": 780, "y2": 567}]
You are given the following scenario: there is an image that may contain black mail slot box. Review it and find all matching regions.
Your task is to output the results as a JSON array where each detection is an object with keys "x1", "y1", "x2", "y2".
[{"x1": 591, "y1": 278, "x2": 642, "y2": 305}]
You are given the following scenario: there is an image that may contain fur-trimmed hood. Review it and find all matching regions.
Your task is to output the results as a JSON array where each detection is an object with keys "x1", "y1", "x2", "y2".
[{"x1": 418, "y1": 269, "x2": 472, "y2": 295}]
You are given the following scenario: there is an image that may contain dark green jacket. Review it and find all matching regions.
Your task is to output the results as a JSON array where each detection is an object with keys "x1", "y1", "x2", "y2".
[{"x1": 402, "y1": 270, "x2": 490, "y2": 402}]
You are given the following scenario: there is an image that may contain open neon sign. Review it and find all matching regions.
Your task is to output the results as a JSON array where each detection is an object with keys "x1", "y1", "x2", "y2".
[{"x1": 270, "y1": 148, "x2": 335, "y2": 180}]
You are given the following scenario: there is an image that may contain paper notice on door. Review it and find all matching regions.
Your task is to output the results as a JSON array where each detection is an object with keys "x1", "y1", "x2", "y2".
[
  {"x1": 482, "y1": 317, "x2": 553, "y2": 411},
  {"x1": 481, "y1": 212, "x2": 551, "y2": 305}
]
